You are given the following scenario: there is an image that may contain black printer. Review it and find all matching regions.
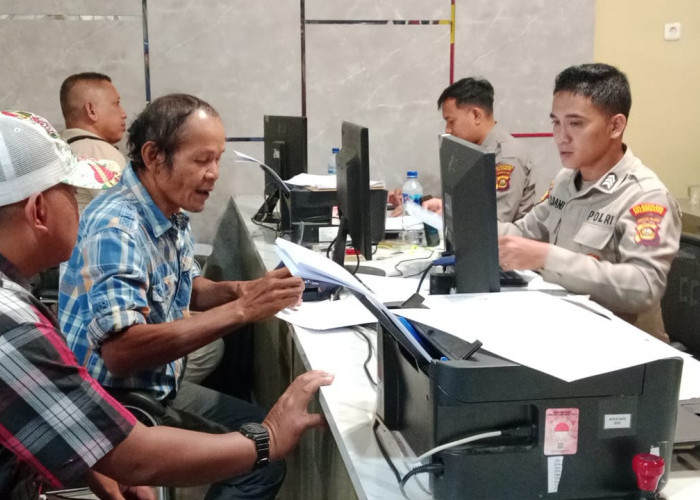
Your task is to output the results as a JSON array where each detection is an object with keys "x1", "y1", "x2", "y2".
[{"x1": 373, "y1": 315, "x2": 682, "y2": 499}]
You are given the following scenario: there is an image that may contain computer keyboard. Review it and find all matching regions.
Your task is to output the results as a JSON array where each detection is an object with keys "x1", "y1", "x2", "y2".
[{"x1": 499, "y1": 269, "x2": 529, "y2": 287}]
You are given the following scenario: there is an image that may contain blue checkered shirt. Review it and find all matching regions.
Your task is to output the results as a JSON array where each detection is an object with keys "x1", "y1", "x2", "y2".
[{"x1": 59, "y1": 164, "x2": 201, "y2": 400}]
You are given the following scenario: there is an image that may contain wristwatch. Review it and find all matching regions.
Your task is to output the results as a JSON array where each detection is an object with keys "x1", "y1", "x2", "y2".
[{"x1": 239, "y1": 423, "x2": 270, "y2": 469}]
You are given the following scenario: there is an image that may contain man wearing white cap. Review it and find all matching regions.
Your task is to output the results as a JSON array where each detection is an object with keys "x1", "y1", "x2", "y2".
[{"x1": 0, "y1": 111, "x2": 332, "y2": 500}]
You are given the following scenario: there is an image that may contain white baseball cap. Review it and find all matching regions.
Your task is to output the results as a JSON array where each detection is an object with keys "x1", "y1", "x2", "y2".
[{"x1": 0, "y1": 110, "x2": 121, "y2": 207}]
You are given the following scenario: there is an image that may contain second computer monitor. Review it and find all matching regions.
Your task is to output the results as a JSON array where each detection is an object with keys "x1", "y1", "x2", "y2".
[
  {"x1": 263, "y1": 115, "x2": 308, "y2": 197},
  {"x1": 333, "y1": 121, "x2": 374, "y2": 265},
  {"x1": 440, "y1": 133, "x2": 500, "y2": 293}
]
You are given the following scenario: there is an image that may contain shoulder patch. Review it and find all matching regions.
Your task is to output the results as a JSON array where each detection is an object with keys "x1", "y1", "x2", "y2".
[
  {"x1": 495, "y1": 163, "x2": 515, "y2": 192},
  {"x1": 629, "y1": 203, "x2": 668, "y2": 247}
]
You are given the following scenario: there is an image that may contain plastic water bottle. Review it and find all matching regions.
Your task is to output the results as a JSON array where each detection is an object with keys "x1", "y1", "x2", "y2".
[
  {"x1": 402, "y1": 171, "x2": 424, "y2": 245},
  {"x1": 327, "y1": 147, "x2": 339, "y2": 174}
]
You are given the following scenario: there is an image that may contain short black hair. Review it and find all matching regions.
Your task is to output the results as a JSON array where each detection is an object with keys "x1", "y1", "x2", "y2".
[
  {"x1": 437, "y1": 77, "x2": 494, "y2": 114},
  {"x1": 554, "y1": 63, "x2": 632, "y2": 118},
  {"x1": 59, "y1": 72, "x2": 113, "y2": 120},
  {"x1": 127, "y1": 94, "x2": 220, "y2": 171}
]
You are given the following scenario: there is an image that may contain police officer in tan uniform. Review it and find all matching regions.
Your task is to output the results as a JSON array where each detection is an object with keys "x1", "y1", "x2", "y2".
[
  {"x1": 390, "y1": 77, "x2": 536, "y2": 222},
  {"x1": 498, "y1": 63, "x2": 681, "y2": 340}
]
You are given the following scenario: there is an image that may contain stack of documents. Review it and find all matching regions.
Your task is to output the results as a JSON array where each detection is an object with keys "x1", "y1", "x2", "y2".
[
  {"x1": 286, "y1": 173, "x2": 384, "y2": 191},
  {"x1": 275, "y1": 238, "x2": 431, "y2": 360}
]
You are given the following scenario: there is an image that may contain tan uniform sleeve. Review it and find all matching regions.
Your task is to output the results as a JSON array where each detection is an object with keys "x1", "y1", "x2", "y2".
[
  {"x1": 542, "y1": 190, "x2": 681, "y2": 314},
  {"x1": 498, "y1": 193, "x2": 552, "y2": 240}
]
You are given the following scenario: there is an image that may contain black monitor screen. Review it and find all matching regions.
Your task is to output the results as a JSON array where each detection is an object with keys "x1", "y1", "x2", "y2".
[
  {"x1": 263, "y1": 115, "x2": 308, "y2": 197},
  {"x1": 439, "y1": 134, "x2": 499, "y2": 293},
  {"x1": 333, "y1": 121, "x2": 373, "y2": 265}
]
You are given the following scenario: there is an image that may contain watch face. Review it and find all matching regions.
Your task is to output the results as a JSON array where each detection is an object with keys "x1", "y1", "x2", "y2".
[{"x1": 241, "y1": 422, "x2": 267, "y2": 436}]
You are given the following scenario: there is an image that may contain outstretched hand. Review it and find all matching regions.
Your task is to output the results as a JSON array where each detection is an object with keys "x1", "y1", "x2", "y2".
[{"x1": 263, "y1": 370, "x2": 334, "y2": 460}]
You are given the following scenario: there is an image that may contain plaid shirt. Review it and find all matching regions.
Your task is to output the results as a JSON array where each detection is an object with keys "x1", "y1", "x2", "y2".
[
  {"x1": 59, "y1": 164, "x2": 201, "y2": 400},
  {"x1": 0, "y1": 254, "x2": 135, "y2": 499}
]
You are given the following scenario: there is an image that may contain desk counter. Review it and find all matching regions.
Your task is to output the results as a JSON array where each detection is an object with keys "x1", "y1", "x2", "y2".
[{"x1": 214, "y1": 195, "x2": 700, "y2": 500}]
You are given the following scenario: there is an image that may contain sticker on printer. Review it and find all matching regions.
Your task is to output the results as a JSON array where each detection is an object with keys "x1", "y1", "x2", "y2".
[
  {"x1": 544, "y1": 408, "x2": 579, "y2": 455},
  {"x1": 603, "y1": 413, "x2": 632, "y2": 430},
  {"x1": 547, "y1": 456, "x2": 564, "y2": 493}
]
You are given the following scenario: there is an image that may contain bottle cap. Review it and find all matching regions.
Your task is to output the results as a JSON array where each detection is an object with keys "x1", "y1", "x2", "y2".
[
  {"x1": 632, "y1": 453, "x2": 665, "y2": 492},
  {"x1": 406, "y1": 171, "x2": 418, "y2": 178},
  {"x1": 332, "y1": 147, "x2": 340, "y2": 153}
]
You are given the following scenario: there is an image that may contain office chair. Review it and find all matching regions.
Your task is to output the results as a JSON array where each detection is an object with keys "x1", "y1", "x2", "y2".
[
  {"x1": 32, "y1": 266, "x2": 60, "y2": 314},
  {"x1": 662, "y1": 233, "x2": 700, "y2": 358},
  {"x1": 43, "y1": 392, "x2": 172, "y2": 500}
]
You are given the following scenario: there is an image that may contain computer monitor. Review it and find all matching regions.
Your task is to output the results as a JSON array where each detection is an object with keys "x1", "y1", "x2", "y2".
[
  {"x1": 257, "y1": 115, "x2": 308, "y2": 224},
  {"x1": 332, "y1": 121, "x2": 375, "y2": 266},
  {"x1": 263, "y1": 115, "x2": 308, "y2": 193},
  {"x1": 439, "y1": 133, "x2": 500, "y2": 293}
]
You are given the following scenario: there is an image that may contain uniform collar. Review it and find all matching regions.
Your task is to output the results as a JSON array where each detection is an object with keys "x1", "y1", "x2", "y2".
[
  {"x1": 569, "y1": 145, "x2": 635, "y2": 196},
  {"x1": 121, "y1": 164, "x2": 190, "y2": 238}
]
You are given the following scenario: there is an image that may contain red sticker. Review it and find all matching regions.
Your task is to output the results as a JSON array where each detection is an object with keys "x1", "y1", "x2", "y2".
[{"x1": 544, "y1": 408, "x2": 579, "y2": 455}]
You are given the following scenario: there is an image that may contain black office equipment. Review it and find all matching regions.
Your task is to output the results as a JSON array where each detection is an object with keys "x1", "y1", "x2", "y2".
[
  {"x1": 332, "y1": 121, "x2": 387, "y2": 266},
  {"x1": 257, "y1": 115, "x2": 308, "y2": 225},
  {"x1": 263, "y1": 115, "x2": 307, "y2": 196},
  {"x1": 362, "y1": 291, "x2": 683, "y2": 499},
  {"x1": 499, "y1": 268, "x2": 530, "y2": 287},
  {"x1": 439, "y1": 134, "x2": 500, "y2": 293},
  {"x1": 662, "y1": 233, "x2": 700, "y2": 358}
]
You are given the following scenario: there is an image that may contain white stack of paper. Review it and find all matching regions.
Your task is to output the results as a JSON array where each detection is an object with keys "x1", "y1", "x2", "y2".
[{"x1": 275, "y1": 238, "x2": 431, "y2": 361}]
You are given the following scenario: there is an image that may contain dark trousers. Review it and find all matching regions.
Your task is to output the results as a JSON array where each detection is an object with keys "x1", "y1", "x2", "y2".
[{"x1": 112, "y1": 381, "x2": 285, "y2": 500}]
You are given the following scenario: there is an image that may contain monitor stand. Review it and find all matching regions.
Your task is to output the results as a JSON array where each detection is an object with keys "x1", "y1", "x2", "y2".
[{"x1": 344, "y1": 264, "x2": 386, "y2": 277}]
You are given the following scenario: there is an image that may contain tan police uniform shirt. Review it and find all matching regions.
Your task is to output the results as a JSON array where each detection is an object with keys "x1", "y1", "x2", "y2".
[
  {"x1": 482, "y1": 123, "x2": 536, "y2": 222},
  {"x1": 62, "y1": 128, "x2": 126, "y2": 212},
  {"x1": 499, "y1": 147, "x2": 681, "y2": 339}
]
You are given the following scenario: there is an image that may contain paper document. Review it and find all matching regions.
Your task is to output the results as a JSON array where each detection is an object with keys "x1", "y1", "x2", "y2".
[
  {"x1": 385, "y1": 215, "x2": 420, "y2": 231},
  {"x1": 275, "y1": 238, "x2": 431, "y2": 361},
  {"x1": 276, "y1": 295, "x2": 377, "y2": 330},
  {"x1": 400, "y1": 291, "x2": 685, "y2": 382},
  {"x1": 286, "y1": 173, "x2": 385, "y2": 191},
  {"x1": 403, "y1": 200, "x2": 443, "y2": 231}
]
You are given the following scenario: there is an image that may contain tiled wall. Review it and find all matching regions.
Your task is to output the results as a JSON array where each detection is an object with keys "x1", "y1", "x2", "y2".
[{"x1": 0, "y1": 0, "x2": 594, "y2": 243}]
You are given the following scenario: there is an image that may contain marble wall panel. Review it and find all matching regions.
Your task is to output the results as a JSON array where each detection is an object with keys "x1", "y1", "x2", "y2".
[
  {"x1": 147, "y1": 1, "x2": 303, "y2": 138},
  {"x1": 0, "y1": 15, "x2": 145, "y2": 135},
  {"x1": 305, "y1": 24, "x2": 451, "y2": 197},
  {"x1": 454, "y1": 0, "x2": 594, "y2": 131},
  {"x1": 453, "y1": 0, "x2": 594, "y2": 196},
  {"x1": 0, "y1": 0, "x2": 595, "y2": 242},
  {"x1": 306, "y1": 0, "x2": 450, "y2": 20},
  {"x1": 0, "y1": 0, "x2": 141, "y2": 16}
]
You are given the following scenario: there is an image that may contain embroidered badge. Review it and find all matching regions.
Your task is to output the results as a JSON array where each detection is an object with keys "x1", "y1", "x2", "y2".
[
  {"x1": 629, "y1": 203, "x2": 667, "y2": 246},
  {"x1": 539, "y1": 181, "x2": 554, "y2": 203},
  {"x1": 495, "y1": 163, "x2": 514, "y2": 192}
]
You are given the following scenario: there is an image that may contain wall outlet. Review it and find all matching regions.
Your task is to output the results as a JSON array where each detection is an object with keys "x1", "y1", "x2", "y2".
[{"x1": 664, "y1": 22, "x2": 681, "y2": 41}]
